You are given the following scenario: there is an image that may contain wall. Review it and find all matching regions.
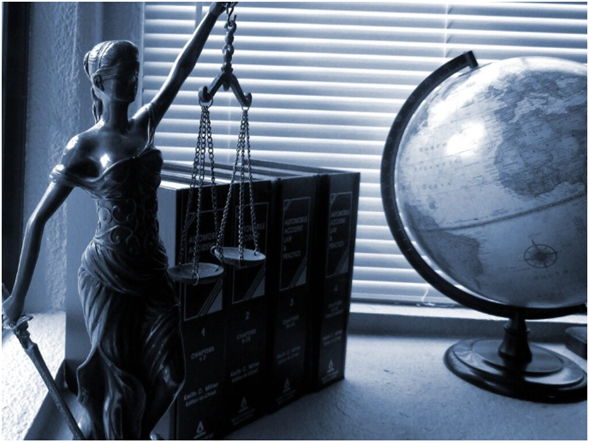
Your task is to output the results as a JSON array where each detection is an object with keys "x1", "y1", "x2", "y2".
[{"x1": 22, "y1": 2, "x2": 144, "y2": 313}]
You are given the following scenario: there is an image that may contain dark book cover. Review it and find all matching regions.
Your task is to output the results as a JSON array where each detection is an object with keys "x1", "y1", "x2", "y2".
[
  {"x1": 244, "y1": 169, "x2": 315, "y2": 410},
  {"x1": 267, "y1": 175, "x2": 315, "y2": 410},
  {"x1": 313, "y1": 173, "x2": 359, "y2": 389},
  {"x1": 213, "y1": 170, "x2": 271, "y2": 434},
  {"x1": 156, "y1": 181, "x2": 228, "y2": 440}
]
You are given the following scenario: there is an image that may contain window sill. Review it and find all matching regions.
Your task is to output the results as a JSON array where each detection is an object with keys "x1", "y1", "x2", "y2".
[
  {"x1": 349, "y1": 302, "x2": 586, "y2": 342},
  {"x1": 1, "y1": 310, "x2": 65, "y2": 441}
]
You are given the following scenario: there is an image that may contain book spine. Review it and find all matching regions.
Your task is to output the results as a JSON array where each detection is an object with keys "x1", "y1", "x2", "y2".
[
  {"x1": 221, "y1": 179, "x2": 271, "y2": 435},
  {"x1": 153, "y1": 186, "x2": 180, "y2": 440},
  {"x1": 157, "y1": 184, "x2": 228, "y2": 440},
  {"x1": 176, "y1": 279, "x2": 225, "y2": 440},
  {"x1": 266, "y1": 176, "x2": 315, "y2": 411},
  {"x1": 308, "y1": 172, "x2": 360, "y2": 390}
]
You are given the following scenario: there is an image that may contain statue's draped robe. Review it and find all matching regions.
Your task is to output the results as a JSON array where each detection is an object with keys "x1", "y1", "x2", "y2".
[{"x1": 51, "y1": 141, "x2": 184, "y2": 439}]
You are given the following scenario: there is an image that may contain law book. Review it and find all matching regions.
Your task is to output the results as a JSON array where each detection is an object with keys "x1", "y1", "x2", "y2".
[
  {"x1": 244, "y1": 160, "x2": 360, "y2": 391},
  {"x1": 215, "y1": 163, "x2": 316, "y2": 411},
  {"x1": 209, "y1": 168, "x2": 271, "y2": 435},
  {"x1": 265, "y1": 172, "x2": 315, "y2": 410},
  {"x1": 156, "y1": 178, "x2": 229, "y2": 440},
  {"x1": 312, "y1": 170, "x2": 359, "y2": 389}
]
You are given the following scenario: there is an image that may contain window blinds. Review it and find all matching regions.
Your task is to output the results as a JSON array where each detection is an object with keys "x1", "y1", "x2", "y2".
[{"x1": 143, "y1": 2, "x2": 587, "y2": 306}]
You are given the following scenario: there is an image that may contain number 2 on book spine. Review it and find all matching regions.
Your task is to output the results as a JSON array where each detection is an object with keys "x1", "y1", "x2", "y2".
[{"x1": 245, "y1": 311, "x2": 250, "y2": 320}]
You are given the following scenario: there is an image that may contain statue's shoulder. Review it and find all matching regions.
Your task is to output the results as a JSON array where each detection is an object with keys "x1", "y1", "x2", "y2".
[{"x1": 56, "y1": 131, "x2": 101, "y2": 179}]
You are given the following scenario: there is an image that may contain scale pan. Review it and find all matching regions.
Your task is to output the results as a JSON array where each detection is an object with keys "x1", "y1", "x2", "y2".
[
  {"x1": 168, "y1": 262, "x2": 225, "y2": 285},
  {"x1": 215, "y1": 247, "x2": 266, "y2": 268}
]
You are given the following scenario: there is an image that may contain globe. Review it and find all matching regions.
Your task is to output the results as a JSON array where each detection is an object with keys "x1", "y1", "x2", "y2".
[
  {"x1": 381, "y1": 52, "x2": 587, "y2": 402},
  {"x1": 392, "y1": 56, "x2": 587, "y2": 311}
]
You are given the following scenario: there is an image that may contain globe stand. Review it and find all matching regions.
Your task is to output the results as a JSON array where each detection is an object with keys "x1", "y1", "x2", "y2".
[{"x1": 444, "y1": 313, "x2": 587, "y2": 403}]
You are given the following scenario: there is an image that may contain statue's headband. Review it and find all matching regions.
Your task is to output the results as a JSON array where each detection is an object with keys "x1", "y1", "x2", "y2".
[{"x1": 91, "y1": 60, "x2": 139, "y2": 83}]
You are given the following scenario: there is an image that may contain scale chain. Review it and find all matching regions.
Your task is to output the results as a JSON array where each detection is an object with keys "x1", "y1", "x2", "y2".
[
  {"x1": 243, "y1": 109, "x2": 260, "y2": 254},
  {"x1": 205, "y1": 106, "x2": 220, "y2": 238},
  {"x1": 190, "y1": 120, "x2": 207, "y2": 282},
  {"x1": 238, "y1": 117, "x2": 246, "y2": 261},
  {"x1": 214, "y1": 129, "x2": 241, "y2": 261},
  {"x1": 178, "y1": 108, "x2": 206, "y2": 266}
]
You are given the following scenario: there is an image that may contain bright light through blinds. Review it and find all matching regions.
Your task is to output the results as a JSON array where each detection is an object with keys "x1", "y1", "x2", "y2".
[{"x1": 143, "y1": 2, "x2": 587, "y2": 306}]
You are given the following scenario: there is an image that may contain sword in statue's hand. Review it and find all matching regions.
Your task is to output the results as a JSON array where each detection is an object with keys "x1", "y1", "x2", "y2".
[{"x1": 2, "y1": 285, "x2": 85, "y2": 440}]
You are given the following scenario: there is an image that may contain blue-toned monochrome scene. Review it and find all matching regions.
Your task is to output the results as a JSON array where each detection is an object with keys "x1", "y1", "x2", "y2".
[{"x1": 1, "y1": 1, "x2": 587, "y2": 440}]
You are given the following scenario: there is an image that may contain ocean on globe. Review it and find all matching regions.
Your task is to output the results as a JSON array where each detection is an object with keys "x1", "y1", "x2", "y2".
[{"x1": 395, "y1": 57, "x2": 587, "y2": 309}]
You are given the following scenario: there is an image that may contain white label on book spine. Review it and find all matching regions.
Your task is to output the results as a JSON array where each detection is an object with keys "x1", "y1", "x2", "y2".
[
  {"x1": 232, "y1": 202, "x2": 269, "y2": 304},
  {"x1": 280, "y1": 197, "x2": 311, "y2": 291},
  {"x1": 326, "y1": 192, "x2": 353, "y2": 278}
]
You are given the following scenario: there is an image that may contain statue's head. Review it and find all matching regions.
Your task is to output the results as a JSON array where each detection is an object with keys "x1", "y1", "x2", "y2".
[{"x1": 84, "y1": 40, "x2": 140, "y2": 122}]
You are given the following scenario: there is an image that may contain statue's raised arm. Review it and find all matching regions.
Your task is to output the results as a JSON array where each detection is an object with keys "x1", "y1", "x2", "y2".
[{"x1": 139, "y1": 2, "x2": 229, "y2": 129}]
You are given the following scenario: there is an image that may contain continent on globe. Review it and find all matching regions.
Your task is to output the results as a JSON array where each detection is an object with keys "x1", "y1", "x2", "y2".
[{"x1": 403, "y1": 203, "x2": 484, "y2": 291}]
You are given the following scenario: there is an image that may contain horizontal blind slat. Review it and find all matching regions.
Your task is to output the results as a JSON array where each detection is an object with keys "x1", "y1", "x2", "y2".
[
  {"x1": 153, "y1": 23, "x2": 585, "y2": 49},
  {"x1": 158, "y1": 146, "x2": 381, "y2": 170},
  {"x1": 144, "y1": 61, "x2": 432, "y2": 85},
  {"x1": 144, "y1": 34, "x2": 448, "y2": 57},
  {"x1": 447, "y1": 3, "x2": 587, "y2": 20},
  {"x1": 205, "y1": 2, "x2": 447, "y2": 14},
  {"x1": 144, "y1": 76, "x2": 417, "y2": 99},
  {"x1": 355, "y1": 267, "x2": 429, "y2": 284},
  {"x1": 144, "y1": 48, "x2": 448, "y2": 72},
  {"x1": 143, "y1": 90, "x2": 405, "y2": 113},
  {"x1": 156, "y1": 118, "x2": 390, "y2": 139},
  {"x1": 155, "y1": 108, "x2": 396, "y2": 127},
  {"x1": 143, "y1": 35, "x2": 587, "y2": 62}
]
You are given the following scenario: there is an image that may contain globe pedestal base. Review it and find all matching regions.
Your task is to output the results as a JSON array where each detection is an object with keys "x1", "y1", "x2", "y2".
[{"x1": 445, "y1": 338, "x2": 587, "y2": 403}]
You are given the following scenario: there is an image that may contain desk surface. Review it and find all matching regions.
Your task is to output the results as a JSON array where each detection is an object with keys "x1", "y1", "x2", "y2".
[
  {"x1": 9, "y1": 327, "x2": 587, "y2": 440},
  {"x1": 229, "y1": 334, "x2": 587, "y2": 440}
]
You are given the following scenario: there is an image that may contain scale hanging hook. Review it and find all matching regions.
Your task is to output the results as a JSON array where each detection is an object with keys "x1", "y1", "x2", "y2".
[
  {"x1": 225, "y1": 2, "x2": 236, "y2": 22},
  {"x1": 199, "y1": 96, "x2": 214, "y2": 108},
  {"x1": 198, "y1": 3, "x2": 252, "y2": 109}
]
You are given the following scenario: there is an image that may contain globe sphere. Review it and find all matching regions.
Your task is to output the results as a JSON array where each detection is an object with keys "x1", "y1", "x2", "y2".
[{"x1": 394, "y1": 57, "x2": 587, "y2": 309}]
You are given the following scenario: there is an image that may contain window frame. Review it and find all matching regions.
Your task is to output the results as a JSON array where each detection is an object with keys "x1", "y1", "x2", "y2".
[{"x1": 2, "y1": 2, "x2": 30, "y2": 290}]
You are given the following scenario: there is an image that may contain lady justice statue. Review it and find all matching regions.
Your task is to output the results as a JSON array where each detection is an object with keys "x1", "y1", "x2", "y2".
[{"x1": 2, "y1": 3, "x2": 231, "y2": 439}]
